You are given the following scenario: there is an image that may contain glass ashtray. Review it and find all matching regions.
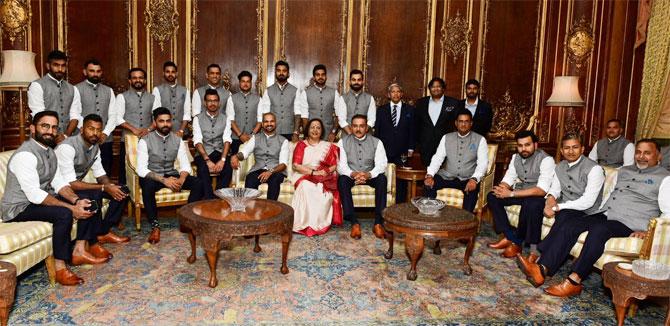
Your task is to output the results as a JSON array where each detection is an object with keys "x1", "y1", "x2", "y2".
[
  {"x1": 215, "y1": 188, "x2": 261, "y2": 212},
  {"x1": 632, "y1": 259, "x2": 670, "y2": 280},
  {"x1": 411, "y1": 197, "x2": 446, "y2": 216}
]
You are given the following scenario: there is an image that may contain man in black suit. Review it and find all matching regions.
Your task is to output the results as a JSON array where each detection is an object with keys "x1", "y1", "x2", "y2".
[
  {"x1": 414, "y1": 77, "x2": 460, "y2": 168},
  {"x1": 461, "y1": 79, "x2": 493, "y2": 137},
  {"x1": 374, "y1": 83, "x2": 415, "y2": 203}
]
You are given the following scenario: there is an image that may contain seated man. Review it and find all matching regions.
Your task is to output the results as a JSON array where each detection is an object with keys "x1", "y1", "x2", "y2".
[
  {"x1": 55, "y1": 114, "x2": 131, "y2": 260},
  {"x1": 337, "y1": 114, "x2": 388, "y2": 240},
  {"x1": 487, "y1": 130, "x2": 555, "y2": 258},
  {"x1": 587, "y1": 118, "x2": 634, "y2": 167},
  {"x1": 231, "y1": 112, "x2": 289, "y2": 201},
  {"x1": 424, "y1": 109, "x2": 488, "y2": 213},
  {"x1": 1, "y1": 111, "x2": 95, "y2": 285},
  {"x1": 192, "y1": 89, "x2": 233, "y2": 198},
  {"x1": 517, "y1": 139, "x2": 669, "y2": 297},
  {"x1": 137, "y1": 107, "x2": 206, "y2": 244}
]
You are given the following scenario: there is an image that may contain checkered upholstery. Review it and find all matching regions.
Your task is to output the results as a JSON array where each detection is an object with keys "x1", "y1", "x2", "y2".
[{"x1": 649, "y1": 218, "x2": 670, "y2": 266}]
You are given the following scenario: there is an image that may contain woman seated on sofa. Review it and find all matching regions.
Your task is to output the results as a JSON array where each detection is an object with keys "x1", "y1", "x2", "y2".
[{"x1": 291, "y1": 118, "x2": 341, "y2": 236}]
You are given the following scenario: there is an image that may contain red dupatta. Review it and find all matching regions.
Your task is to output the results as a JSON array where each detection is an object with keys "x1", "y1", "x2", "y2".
[{"x1": 292, "y1": 141, "x2": 343, "y2": 226}]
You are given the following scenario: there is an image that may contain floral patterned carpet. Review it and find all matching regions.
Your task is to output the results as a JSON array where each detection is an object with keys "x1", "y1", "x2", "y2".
[{"x1": 8, "y1": 218, "x2": 668, "y2": 325}]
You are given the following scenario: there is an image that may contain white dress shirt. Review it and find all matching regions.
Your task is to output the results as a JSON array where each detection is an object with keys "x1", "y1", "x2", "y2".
[
  {"x1": 8, "y1": 140, "x2": 69, "y2": 204},
  {"x1": 136, "y1": 132, "x2": 192, "y2": 178},
  {"x1": 27, "y1": 74, "x2": 83, "y2": 123},
  {"x1": 500, "y1": 153, "x2": 556, "y2": 192},
  {"x1": 547, "y1": 157, "x2": 606, "y2": 211},
  {"x1": 257, "y1": 83, "x2": 305, "y2": 122},
  {"x1": 336, "y1": 136, "x2": 388, "y2": 178},
  {"x1": 389, "y1": 101, "x2": 403, "y2": 126},
  {"x1": 295, "y1": 86, "x2": 346, "y2": 124},
  {"x1": 151, "y1": 84, "x2": 192, "y2": 121},
  {"x1": 238, "y1": 133, "x2": 290, "y2": 168},
  {"x1": 113, "y1": 91, "x2": 162, "y2": 127},
  {"x1": 587, "y1": 137, "x2": 635, "y2": 166},
  {"x1": 338, "y1": 92, "x2": 377, "y2": 128},
  {"x1": 55, "y1": 142, "x2": 107, "y2": 183},
  {"x1": 191, "y1": 111, "x2": 233, "y2": 148},
  {"x1": 191, "y1": 85, "x2": 233, "y2": 117},
  {"x1": 426, "y1": 132, "x2": 489, "y2": 181},
  {"x1": 464, "y1": 97, "x2": 478, "y2": 117},
  {"x1": 428, "y1": 96, "x2": 444, "y2": 126}
]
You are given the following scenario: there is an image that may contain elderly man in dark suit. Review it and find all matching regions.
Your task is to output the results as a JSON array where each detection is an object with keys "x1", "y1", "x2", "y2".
[
  {"x1": 374, "y1": 83, "x2": 415, "y2": 203},
  {"x1": 414, "y1": 77, "x2": 460, "y2": 168},
  {"x1": 461, "y1": 79, "x2": 493, "y2": 137}
]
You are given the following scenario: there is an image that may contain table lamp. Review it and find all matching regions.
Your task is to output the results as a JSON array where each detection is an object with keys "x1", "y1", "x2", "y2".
[{"x1": 546, "y1": 76, "x2": 585, "y2": 160}]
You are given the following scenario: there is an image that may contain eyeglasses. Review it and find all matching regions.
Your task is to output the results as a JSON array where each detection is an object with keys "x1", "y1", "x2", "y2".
[{"x1": 38, "y1": 123, "x2": 59, "y2": 131}]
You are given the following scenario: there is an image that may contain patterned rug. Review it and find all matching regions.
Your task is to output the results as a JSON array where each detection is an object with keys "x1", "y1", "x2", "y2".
[{"x1": 8, "y1": 218, "x2": 668, "y2": 325}]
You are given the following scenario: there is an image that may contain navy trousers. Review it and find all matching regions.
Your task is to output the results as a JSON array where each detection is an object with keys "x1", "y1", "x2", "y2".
[
  {"x1": 338, "y1": 174, "x2": 387, "y2": 225},
  {"x1": 244, "y1": 169, "x2": 286, "y2": 201},
  {"x1": 424, "y1": 176, "x2": 479, "y2": 213},
  {"x1": 487, "y1": 193, "x2": 545, "y2": 245}
]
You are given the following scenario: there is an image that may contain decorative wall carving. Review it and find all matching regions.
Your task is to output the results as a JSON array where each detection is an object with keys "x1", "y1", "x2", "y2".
[
  {"x1": 360, "y1": 0, "x2": 371, "y2": 91},
  {"x1": 255, "y1": 0, "x2": 266, "y2": 92},
  {"x1": 441, "y1": 11, "x2": 472, "y2": 64},
  {"x1": 0, "y1": 0, "x2": 31, "y2": 42},
  {"x1": 222, "y1": 70, "x2": 231, "y2": 91},
  {"x1": 337, "y1": 0, "x2": 349, "y2": 93},
  {"x1": 145, "y1": 0, "x2": 179, "y2": 52},
  {"x1": 566, "y1": 16, "x2": 594, "y2": 72},
  {"x1": 489, "y1": 89, "x2": 533, "y2": 140}
]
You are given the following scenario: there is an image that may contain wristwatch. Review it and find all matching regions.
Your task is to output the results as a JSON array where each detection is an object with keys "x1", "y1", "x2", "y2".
[
  {"x1": 551, "y1": 206, "x2": 558, "y2": 212},
  {"x1": 510, "y1": 191, "x2": 515, "y2": 198}
]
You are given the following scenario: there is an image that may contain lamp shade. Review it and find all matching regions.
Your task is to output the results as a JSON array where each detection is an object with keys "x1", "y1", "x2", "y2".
[
  {"x1": 0, "y1": 50, "x2": 40, "y2": 87},
  {"x1": 545, "y1": 76, "x2": 584, "y2": 107}
]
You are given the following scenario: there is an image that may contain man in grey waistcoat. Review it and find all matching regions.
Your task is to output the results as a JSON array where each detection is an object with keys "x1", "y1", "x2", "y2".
[
  {"x1": 191, "y1": 63, "x2": 233, "y2": 118},
  {"x1": 487, "y1": 130, "x2": 555, "y2": 259},
  {"x1": 137, "y1": 107, "x2": 206, "y2": 244},
  {"x1": 662, "y1": 145, "x2": 670, "y2": 171},
  {"x1": 296, "y1": 64, "x2": 345, "y2": 142},
  {"x1": 258, "y1": 60, "x2": 304, "y2": 142},
  {"x1": 231, "y1": 112, "x2": 289, "y2": 201},
  {"x1": 192, "y1": 89, "x2": 233, "y2": 199},
  {"x1": 337, "y1": 114, "x2": 388, "y2": 240},
  {"x1": 518, "y1": 139, "x2": 670, "y2": 298},
  {"x1": 75, "y1": 59, "x2": 117, "y2": 177},
  {"x1": 152, "y1": 61, "x2": 191, "y2": 138},
  {"x1": 1, "y1": 111, "x2": 96, "y2": 286},
  {"x1": 114, "y1": 67, "x2": 160, "y2": 184},
  {"x1": 588, "y1": 118, "x2": 634, "y2": 167},
  {"x1": 228, "y1": 70, "x2": 261, "y2": 155},
  {"x1": 340, "y1": 70, "x2": 376, "y2": 135},
  {"x1": 55, "y1": 114, "x2": 131, "y2": 249},
  {"x1": 424, "y1": 110, "x2": 488, "y2": 212},
  {"x1": 28, "y1": 50, "x2": 82, "y2": 142}
]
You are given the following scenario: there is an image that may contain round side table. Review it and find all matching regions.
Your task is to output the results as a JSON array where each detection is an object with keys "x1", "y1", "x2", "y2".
[{"x1": 0, "y1": 261, "x2": 17, "y2": 326}]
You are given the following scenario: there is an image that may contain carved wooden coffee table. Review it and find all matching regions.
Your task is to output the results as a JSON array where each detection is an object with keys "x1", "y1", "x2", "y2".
[
  {"x1": 602, "y1": 262, "x2": 670, "y2": 326},
  {"x1": 0, "y1": 261, "x2": 16, "y2": 326},
  {"x1": 178, "y1": 199, "x2": 294, "y2": 288},
  {"x1": 383, "y1": 203, "x2": 478, "y2": 280}
]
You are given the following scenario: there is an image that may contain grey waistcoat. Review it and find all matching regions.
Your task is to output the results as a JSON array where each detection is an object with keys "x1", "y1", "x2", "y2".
[
  {"x1": 661, "y1": 146, "x2": 670, "y2": 171},
  {"x1": 250, "y1": 133, "x2": 287, "y2": 175},
  {"x1": 437, "y1": 132, "x2": 484, "y2": 180},
  {"x1": 1, "y1": 139, "x2": 58, "y2": 221},
  {"x1": 556, "y1": 156, "x2": 603, "y2": 215},
  {"x1": 34, "y1": 74, "x2": 76, "y2": 133},
  {"x1": 512, "y1": 149, "x2": 549, "y2": 190},
  {"x1": 75, "y1": 81, "x2": 114, "y2": 142},
  {"x1": 603, "y1": 165, "x2": 670, "y2": 231},
  {"x1": 156, "y1": 83, "x2": 188, "y2": 132},
  {"x1": 59, "y1": 135, "x2": 100, "y2": 180},
  {"x1": 342, "y1": 134, "x2": 379, "y2": 172},
  {"x1": 343, "y1": 91, "x2": 372, "y2": 124},
  {"x1": 122, "y1": 90, "x2": 155, "y2": 135},
  {"x1": 143, "y1": 132, "x2": 181, "y2": 176},
  {"x1": 266, "y1": 83, "x2": 298, "y2": 135},
  {"x1": 196, "y1": 85, "x2": 229, "y2": 113},
  {"x1": 596, "y1": 137, "x2": 631, "y2": 167},
  {"x1": 231, "y1": 92, "x2": 260, "y2": 139},
  {"x1": 305, "y1": 86, "x2": 336, "y2": 139},
  {"x1": 196, "y1": 111, "x2": 227, "y2": 155}
]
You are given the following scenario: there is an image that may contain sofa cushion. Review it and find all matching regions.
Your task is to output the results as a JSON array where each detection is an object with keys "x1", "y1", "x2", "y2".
[{"x1": 0, "y1": 221, "x2": 53, "y2": 254}]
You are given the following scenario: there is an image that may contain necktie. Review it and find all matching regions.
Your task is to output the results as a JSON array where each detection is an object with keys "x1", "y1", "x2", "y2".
[{"x1": 391, "y1": 104, "x2": 398, "y2": 127}]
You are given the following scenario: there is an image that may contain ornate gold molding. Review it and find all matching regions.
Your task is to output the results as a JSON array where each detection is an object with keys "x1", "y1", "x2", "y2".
[
  {"x1": 222, "y1": 70, "x2": 231, "y2": 91},
  {"x1": 256, "y1": 0, "x2": 268, "y2": 93},
  {"x1": 190, "y1": 0, "x2": 199, "y2": 89},
  {"x1": 273, "y1": 0, "x2": 287, "y2": 63},
  {"x1": 566, "y1": 16, "x2": 594, "y2": 72},
  {"x1": 531, "y1": 0, "x2": 548, "y2": 136},
  {"x1": 441, "y1": 11, "x2": 472, "y2": 64},
  {"x1": 489, "y1": 89, "x2": 533, "y2": 140},
  {"x1": 337, "y1": 0, "x2": 350, "y2": 93},
  {"x1": 0, "y1": 0, "x2": 31, "y2": 43},
  {"x1": 145, "y1": 0, "x2": 179, "y2": 52},
  {"x1": 359, "y1": 0, "x2": 371, "y2": 91},
  {"x1": 424, "y1": 0, "x2": 437, "y2": 94}
]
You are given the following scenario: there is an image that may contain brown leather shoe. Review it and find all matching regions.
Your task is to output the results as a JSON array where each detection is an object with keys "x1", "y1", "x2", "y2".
[
  {"x1": 350, "y1": 224, "x2": 361, "y2": 239},
  {"x1": 97, "y1": 232, "x2": 130, "y2": 244},
  {"x1": 373, "y1": 224, "x2": 386, "y2": 239},
  {"x1": 71, "y1": 253, "x2": 108, "y2": 266},
  {"x1": 148, "y1": 228, "x2": 160, "y2": 244},
  {"x1": 501, "y1": 243, "x2": 521, "y2": 258},
  {"x1": 487, "y1": 237, "x2": 512, "y2": 249},
  {"x1": 515, "y1": 254, "x2": 545, "y2": 287},
  {"x1": 528, "y1": 252, "x2": 539, "y2": 264},
  {"x1": 89, "y1": 243, "x2": 113, "y2": 259},
  {"x1": 545, "y1": 278, "x2": 583, "y2": 297},
  {"x1": 55, "y1": 268, "x2": 84, "y2": 286}
]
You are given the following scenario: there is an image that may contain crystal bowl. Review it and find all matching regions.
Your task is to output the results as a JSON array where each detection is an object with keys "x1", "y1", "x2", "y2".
[
  {"x1": 214, "y1": 188, "x2": 261, "y2": 212},
  {"x1": 411, "y1": 197, "x2": 446, "y2": 215},
  {"x1": 632, "y1": 259, "x2": 670, "y2": 280}
]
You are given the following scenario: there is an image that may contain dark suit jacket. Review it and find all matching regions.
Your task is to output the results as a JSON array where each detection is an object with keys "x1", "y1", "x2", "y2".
[
  {"x1": 374, "y1": 102, "x2": 415, "y2": 164},
  {"x1": 460, "y1": 98, "x2": 494, "y2": 137},
  {"x1": 414, "y1": 95, "x2": 460, "y2": 167}
]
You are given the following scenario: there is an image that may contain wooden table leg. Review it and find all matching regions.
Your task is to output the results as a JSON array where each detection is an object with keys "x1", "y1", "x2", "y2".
[
  {"x1": 665, "y1": 298, "x2": 669, "y2": 326},
  {"x1": 463, "y1": 235, "x2": 475, "y2": 275},
  {"x1": 280, "y1": 231, "x2": 291, "y2": 274},
  {"x1": 253, "y1": 235, "x2": 262, "y2": 253},
  {"x1": 384, "y1": 231, "x2": 394, "y2": 259},
  {"x1": 205, "y1": 244, "x2": 220, "y2": 288},
  {"x1": 615, "y1": 304, "x2": 627, "y2": 326},
  {"x1": 405, "y1": 234, "x2": 424, "y2": 281},
  {"x1": 187, "y1": 230, "x2": 197, "y2": 264}
]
